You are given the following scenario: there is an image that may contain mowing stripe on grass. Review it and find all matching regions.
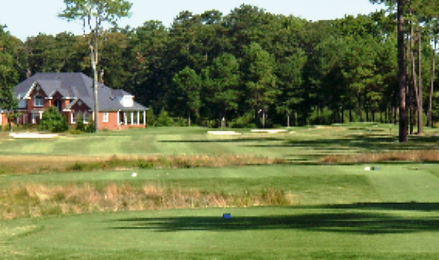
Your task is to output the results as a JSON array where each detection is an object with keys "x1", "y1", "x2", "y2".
[{"x1": 365, "y1": 167, "x2": 439, "y2": 202}]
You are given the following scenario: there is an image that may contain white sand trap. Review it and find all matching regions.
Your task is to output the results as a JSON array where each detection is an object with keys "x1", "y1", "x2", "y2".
[
  {"x1": 9, "y1": 133, "x2": 59, "y2": 139},
  {"x1": 251, "y1": 129, "x2": 288, "y2": 134},
  {"x1": 207, "y1": 131, "x2": 241, "y2": 135}
]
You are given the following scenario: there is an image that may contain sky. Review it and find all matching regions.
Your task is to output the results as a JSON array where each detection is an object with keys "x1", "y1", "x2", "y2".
[{"x1": 1, "y1": 0, "x2": 385, "y2": 41}]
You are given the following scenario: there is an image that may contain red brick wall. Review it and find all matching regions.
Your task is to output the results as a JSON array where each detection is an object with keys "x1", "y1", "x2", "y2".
[
  {"x1": 97, "y1": 111, "x2": 116, "y2": 130},
  {"x1": 1, "y1": 113, "x2": 7, "y2": 127}
]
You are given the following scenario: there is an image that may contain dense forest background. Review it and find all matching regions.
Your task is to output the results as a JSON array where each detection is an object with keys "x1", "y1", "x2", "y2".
[{"x1": 1, "y1": 4, "x2": 438, "y2": 129}]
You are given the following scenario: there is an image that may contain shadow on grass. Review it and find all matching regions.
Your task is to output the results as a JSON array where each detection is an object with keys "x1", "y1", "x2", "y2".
[
  {"x1": 245, "y1": 134, "x2": 439, "y2": 152},
  {"x1": 111, "y1": 203, "x2": 439, "y2": 235}
]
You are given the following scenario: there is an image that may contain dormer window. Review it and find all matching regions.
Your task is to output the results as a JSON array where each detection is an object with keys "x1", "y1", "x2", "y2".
[
  {"x1": 19, "y1": 99, "x2": 27, "y2": 108},
  {"x1": 34, "y1": 95, "x2": 44, "y2": 107},
  {"x1": 120, "y1": 95, "x2": 133, "y2": 107},
  {"x1": 18, "y1": 95, "x2": 27, "y2": 108}
]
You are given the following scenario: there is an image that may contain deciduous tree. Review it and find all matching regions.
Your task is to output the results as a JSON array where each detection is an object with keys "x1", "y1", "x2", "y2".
[{"x1": 59, "y1": 0, "x2": 132, "y2": 132}]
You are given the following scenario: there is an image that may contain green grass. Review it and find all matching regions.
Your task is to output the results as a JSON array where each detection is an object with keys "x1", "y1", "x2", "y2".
[
  {"x1": 1, "y1": 124, "x2": 439, "y2": 160},
  {"x1": 2, "y1": 124, "x2": 439, "y2": 258},
  {"x1": 2, "y1": 205, "x2": 439, "y2": 258},
  {"x1": 3, "y1": 164, "x2": 439, "y2": 258}
]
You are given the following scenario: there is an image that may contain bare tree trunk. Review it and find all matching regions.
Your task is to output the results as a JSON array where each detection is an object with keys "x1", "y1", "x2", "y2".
[
  {"x1": 188, "y1": 110, "x2": 191, "y2": 127},
  {"x1": 428, "y1": 38, "x2": 437, "y2": 127},
  {"x1": 262, "y1": 110, "x2": 266, "y2": 128},
  {"x1": 410, "y1": 24, "x2": 418, "y2": 135},
  {"x1": 358, "y1": 94, "x2": 363, "y2": 122},
  {"x1": 398, "y1": 0, "x2": 409, "y2": 142},
  {"x1": 417, "y1": 26, "x2": 423, "y2": 135},
  {"x1": 91, "y1": 41, "x2": 100, "y2": 132}
]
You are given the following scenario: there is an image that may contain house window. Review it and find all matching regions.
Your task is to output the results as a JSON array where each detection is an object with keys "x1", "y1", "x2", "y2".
[
  {"x1": 34, "y1": 95, "x2": 44, "y2": 107},
  {"x1": 32, "y1": 113, "x2": 41, "y2": 124},
  {"x1": 19, "y1": 99, "x2": 27, "y2": 108},
  {"x1": 71, "y1": 112, "x2": 78, "y2": 124},
  {"x1": 83, "y1": 112, "x2": 89, "y2": 123},
  {"x1": 103, "y1": 112, "x2": 109, "y2": 122}
]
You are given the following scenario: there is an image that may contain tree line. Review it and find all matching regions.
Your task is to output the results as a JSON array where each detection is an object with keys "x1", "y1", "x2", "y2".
[{"x1": 1, "y1": 3, "x2": 439, "y2": 129}]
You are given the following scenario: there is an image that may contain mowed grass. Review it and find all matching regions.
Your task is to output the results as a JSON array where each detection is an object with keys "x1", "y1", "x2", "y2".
[
  {"x1": 4, "y1": 206, "x2": 439, "y2": 259},
  {"x1": 3, "y1": 164, "x2": 439, "y2": 258},
  {"x1": 1, "y1": 123, "x2": 438, "y2": 160},
  {"x1": 2, "y1": 124, "x2": 439, "y2": 258}
]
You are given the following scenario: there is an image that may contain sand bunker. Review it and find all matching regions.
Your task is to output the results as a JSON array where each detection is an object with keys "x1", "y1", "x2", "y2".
[
  {"x1": 9, "y1": 133, "x2": 59, "y2": 139},
  {"x1": 207, "y1": 131, "x2": 241, "y2": 135},
  {"x1": 251, "y1": 129, "x2": 288, "y2": 134}
]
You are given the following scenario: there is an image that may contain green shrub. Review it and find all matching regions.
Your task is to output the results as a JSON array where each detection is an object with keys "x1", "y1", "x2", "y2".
[
  {"x1": 309, "y1": 107, "x2": 333, "y2": 125},
  {"x1": 85, "y1": 119, "x2": 96, "y2": 133},
  {"x1": 173, "y1": 117, "x2": 188, "y2": 126},
  {"x1": 38, "y1": 106, "x2": 69, "y2": 133},
  {"x1": 146, "y1": 106, "x2": 156, "y2": 127},
  {"x1": 155, "y1": 108, "x2": 174, "y2": 127},
  {"x1": 229, "y1": 112, "x2": 255, "y2": 128},
  {"x1": 76, "y1": 114, "x2": 86, "y2": 132}
]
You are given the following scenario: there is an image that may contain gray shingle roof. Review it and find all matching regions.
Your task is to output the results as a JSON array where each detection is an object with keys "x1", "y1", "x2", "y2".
[{"x1": 15, "y1": 73, "x2": 147, "y2": 112}]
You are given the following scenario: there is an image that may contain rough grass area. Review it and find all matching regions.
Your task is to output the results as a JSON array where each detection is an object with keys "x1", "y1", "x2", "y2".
[
  {"x1": 0, "y1": 182, "x2": 292, "y2": 220},
  {"x1": 0, "y1": 154, "x2": 285, "y2": 175},
  {"x1": 320, "y1": 150, "x2": 439, "y2": 163}
]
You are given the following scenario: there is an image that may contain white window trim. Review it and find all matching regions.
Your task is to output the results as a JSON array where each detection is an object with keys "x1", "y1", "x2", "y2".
[
  {"x1": 71, "y1": 112, "x2": 77, "y2": 124},
  {"x1": 103, "y1": 112, "x2": 109, "y2": 123},
  {"x1": 34, "y1": 95, "x2": 44, "y2": 107}
]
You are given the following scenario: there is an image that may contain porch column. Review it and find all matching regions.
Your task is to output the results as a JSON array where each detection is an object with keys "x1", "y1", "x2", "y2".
[
  {"x1": 130, "y1": 112, "x2": 134, "y2": 125},
  {"x1": 92, "y1": 112, "x2": 95, "y2": 121},
  {"x1": 23, "y1": 114, "x2": 26, "y2": 124},
  {"x1": 124, "y1": 112, "x2": 127, "y2": 125},
  {"x1": 137, "y1": 111, "x2": 140, "y2": 125},
  {"x1": 143, "y1": 111, "x2": 146, "y2": 125},
  {"x1": 39, "y1": 111, "x2": 43, "y2": 119}
]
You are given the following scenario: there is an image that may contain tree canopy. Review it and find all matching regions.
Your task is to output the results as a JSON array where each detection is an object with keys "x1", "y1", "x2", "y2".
[{"x1": 2, "y1": 3, "x2": 439, "y2": 135}]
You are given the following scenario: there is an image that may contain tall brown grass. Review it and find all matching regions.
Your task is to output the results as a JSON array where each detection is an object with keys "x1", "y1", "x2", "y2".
[
  {"x1": 0, "y1": 182, "x2": 293, "y2": 220},
  {"x1": 320, "y1": 150, "x2": 439, "y2": 163},
  {"x1": 0, "y1": 154, "x2": 286, "y2": 175}
]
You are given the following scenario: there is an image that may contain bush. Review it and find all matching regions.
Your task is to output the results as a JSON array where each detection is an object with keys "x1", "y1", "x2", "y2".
[
  {"x1": 173, "y1": 117, "x2": 188, "y2": 126},
  {"x1": 309, "y1": 107, "x2": 333, "y2": 125},
  {"x1": 155, "y1": 108, "x2": 174, "y2": 127},
  {"x1": 146, "y1": 106, "x2": 156, "y2": 127},
  {"x1": 76, "y1": 114, "x2": 86, "y2": 132},
  {"x1": 229, "y1": 112, "x2": 255, "y2": 128},
  {"x1": 85, "y1": 119, "x2": 96, "y2": 133},
  {"x1": 38, "y1": 106, "x2": 69, "y2": 133}
]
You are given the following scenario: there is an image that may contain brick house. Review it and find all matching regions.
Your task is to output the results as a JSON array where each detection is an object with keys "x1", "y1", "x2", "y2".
[{"x1": 1, "y1": 72, "x2": 148, "y2": 130}]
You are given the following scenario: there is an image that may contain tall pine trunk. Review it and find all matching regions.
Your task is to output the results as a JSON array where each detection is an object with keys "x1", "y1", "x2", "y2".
[
  {"x1": 410, "y1": 23, "x2": 418, "y2": 135},
  {"x1": 428, "y1": 38, "x2": 437, "y2": 127},
  {"x1": 398, "y1": 0, "x2": 409, "y2": 142},
  {"x1": 417, "y1": 27, "x2": 423, "y2": 135},
  {"x1": 188, "y1": 110, "x2": 191, "y2": 127}
]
